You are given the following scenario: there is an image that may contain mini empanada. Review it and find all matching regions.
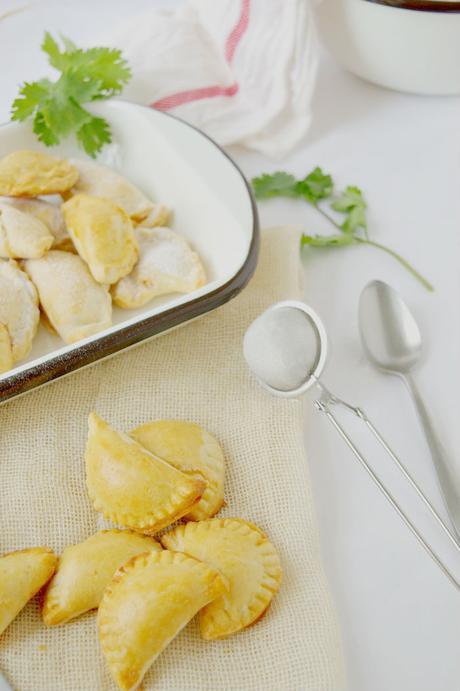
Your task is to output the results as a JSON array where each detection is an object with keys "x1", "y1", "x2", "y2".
[
  {"x1": 112, "y1": 227, "x2": 206, "y2": 309},
  {"x1": 85, "y1": 413, "x2": 206, "y2": 534},
  {"x1": 69, "y1": 158, "x2": 154, "y2": 222},
  {"x1": 136, "y1": 203, "x2": 170, "y2": 228},
  {"x1": 24, "y1": 251, "x2": 112, "y2": 344},
  {"x1": 0, "y1": 201, "x2": 53, "y2": 258},
  {"x1": 0, "y1": 196, "x2": 70, "y2": 248},
  {"x1": 130, "y1": 420, "x2": 224, "y2": 521},
  {"x1": 0, "y1": 547, "x2": 57, "y2": 635},
  {"x1": 161, "y1": 518, "x2": 282, "y2": 639},
  {"x1": 0, "y1": 150, "x2": 78, "y2": 196},
  {"x1": 43, "y1": 530, "x2": 161, "y2": 625},
  {"x1": 98, "y1": 550, "x2": 227, "y2": 691},
  {"x1": 0, "y1": 259, "x2": 39, "y2": 362},
  {"x1": 62, "y1": 194, "x2": 138, "y2": 284},
  {"x1": 0, "y1": 323, "x2": 13, "y2": 374}
]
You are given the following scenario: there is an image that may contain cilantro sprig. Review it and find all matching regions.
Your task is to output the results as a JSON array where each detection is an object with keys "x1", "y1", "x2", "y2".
[
  {"x1": 252, "y1": 168, "x2": 433, "y2": 292},
  {"x1": 11, "y1": 33, "x2": 131, "y2": 157}
]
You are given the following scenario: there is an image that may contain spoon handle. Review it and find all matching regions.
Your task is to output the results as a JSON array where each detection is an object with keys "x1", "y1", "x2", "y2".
[{"x1": 403, "y1": 373, "x2": 460, "y2": 538}]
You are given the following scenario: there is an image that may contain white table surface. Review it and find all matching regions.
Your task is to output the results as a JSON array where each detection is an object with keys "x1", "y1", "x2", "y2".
[{"x1": 1, "y1": 2, "x2": 460, "y2": 690}]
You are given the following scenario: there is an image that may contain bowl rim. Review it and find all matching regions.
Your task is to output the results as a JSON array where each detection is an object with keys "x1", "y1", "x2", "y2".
[
  {"x1": 0, "y1": 101, "x2": 260, "y2": 404},
  {"x1": 364, "y1": 0, "x2": 460, "y2": 12}
]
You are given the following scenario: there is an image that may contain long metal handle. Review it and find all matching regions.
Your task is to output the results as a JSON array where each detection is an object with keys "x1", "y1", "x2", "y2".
[
  {"x1": 403, "y1": 373, "x2": 460, "y2": 539},
  {"x1": 314, "y1": 398, "x2": 460, "y2": 591}
]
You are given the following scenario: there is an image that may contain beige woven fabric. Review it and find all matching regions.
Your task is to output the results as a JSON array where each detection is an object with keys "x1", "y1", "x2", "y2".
[{"x1": 0, "y1": 227, "x2": 345, "y2": 691}]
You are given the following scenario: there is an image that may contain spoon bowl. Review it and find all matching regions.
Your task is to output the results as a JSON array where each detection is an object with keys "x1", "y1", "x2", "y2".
[{"x1": 359, "y1": 280, "x2": 422, "y2": 374}]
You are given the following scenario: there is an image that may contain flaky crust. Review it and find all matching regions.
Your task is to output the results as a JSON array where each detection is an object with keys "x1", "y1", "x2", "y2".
[
  {"x1": 161, "y1": 518, "x2": 282, "y2": 639},
  {"x1": 0, "y1": 150, "x2": 78, "y2": 196},
  {"x1": 0, "y1": 201, "x2": 53, "y2": 258},
  {"x1": 98, "y1": 550, "x2": 227, "y2": 691},
  {"x1": 0, "y1": 259, "x2": 39, "y2": 362},
  {"x1": 23, "y1": 251, "x2": 112, "y2": 344},
  {"x1": 112, "y1": 227, "x2": 206, "y2": 309},
  {"x1": 62, "y1": 194, "x2": 138, "y2": 285},
  {"x1": 85, "y1": 413, "x2": 206, "y2": 534},
  {"x1": 69, "y1": 158, "x2": 154, "y2": 222},
  {"x1": 0, "y1": 547, "x2": 57, "y2": 635},
  {"x1": 130, "y1": 420, "x2": 225, "y2": 521},
  {"x1": 43, "y1": 530, "x2": 161, "y2": 626}
]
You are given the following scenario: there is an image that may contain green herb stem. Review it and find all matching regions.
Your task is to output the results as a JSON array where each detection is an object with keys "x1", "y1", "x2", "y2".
[
  {"x1": 308, "y1": 205, "x2": 433, "y2": 292},
  {"x1": 355, "y1": 238, "x2": 434, "y2": 292}
]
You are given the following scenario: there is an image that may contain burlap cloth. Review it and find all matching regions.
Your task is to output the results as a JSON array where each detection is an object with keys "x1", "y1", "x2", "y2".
[{"x1": 0, "y1": 228, "x2": 345, "y2": 691}]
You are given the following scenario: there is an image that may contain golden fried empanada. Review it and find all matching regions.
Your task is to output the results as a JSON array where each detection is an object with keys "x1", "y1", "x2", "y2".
[
  {"x1": 0, "y1": 196, "x2": 69, "y2": 249},
  {"x1": 62, "y1": 194, "x2": 138, "y2": 284},
  {"x1": 0, "y1": 259, "x2": 39, "y2": 362},
  {"x1": 69, "y1": 158, "x2": 154, "y2": 222},
  {"x1": 0, "y1": 201, "x2": 53, "y2": 258},
  {"x1": 0, "y1": 547, "x2": 57, "y2": 635},
  {"x1": 136, "y1": 203, "x2": 170, "y2": 228},
  {"x1": 98, "y1": 550, "x2": 227, "y2": 691},
  {"x1": 24, "y1": 251, "x2": 112, "y2": 344},
  {"x1": 112, "y1": 227, "x2": 206, "y2": 309},
  {"x1": 0, "y1": 323, "x2": 13, "y2": 374},
  {"x1": 43, "y1": 530, "x2": 161, "y2": 625},
  {"x1": 161, "y1": 518, "x2": 282, "y2": 639},
  {"x1": 130, "y1": 420, "x2": 224, "y2": 521},
  {"x1": 85, "y1": 413, "x2": 206, "y2": 534},
  {"x1": 0, "y1": 150, "x2": 78, "y2": 196}
]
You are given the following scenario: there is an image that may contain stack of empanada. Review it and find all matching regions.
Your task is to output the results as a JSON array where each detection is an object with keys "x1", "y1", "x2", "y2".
[
  {"x1": 0, "y1": 412, "x2": 281, "y2": 691},
  {"x1": 0, "y1": 149, "x2": 206, "y2": 374}
]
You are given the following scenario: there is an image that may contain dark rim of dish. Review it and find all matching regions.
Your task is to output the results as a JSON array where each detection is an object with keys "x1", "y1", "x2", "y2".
[
  {"x1": 365, "y1": 0, "x2": 460, "y2": 11},
  {"x1": 0, "y1": 104, "x2": 260, "y2": 404}
]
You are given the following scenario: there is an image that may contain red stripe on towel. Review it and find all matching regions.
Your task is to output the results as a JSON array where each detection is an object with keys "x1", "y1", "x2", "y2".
[{"x1": 151, "y1": 0, "x2": 250, "y2": 111}]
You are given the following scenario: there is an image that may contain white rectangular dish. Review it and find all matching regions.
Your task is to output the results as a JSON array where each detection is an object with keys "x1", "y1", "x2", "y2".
[{"x1": 0, "y1": 100, "x2": 259, "y2": 403}]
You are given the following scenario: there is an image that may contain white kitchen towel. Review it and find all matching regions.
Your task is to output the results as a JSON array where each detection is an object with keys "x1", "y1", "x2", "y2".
[{"x1": 102, "y1": 0, "x2": 319, "y2": 158}]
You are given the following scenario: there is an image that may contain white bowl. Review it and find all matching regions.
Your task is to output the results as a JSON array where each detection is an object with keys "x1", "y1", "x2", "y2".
[
  {"x1": 0, "y1": 101, "x2": 258, "y2": 403},
  {"x1": 315, "y1": 0, "x2": 460, "y2": 95}
]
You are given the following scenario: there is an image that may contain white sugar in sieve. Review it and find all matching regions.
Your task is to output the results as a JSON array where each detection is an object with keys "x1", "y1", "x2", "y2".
[{"x1": 244, "y1": 300, "x2": 460, "y2": 591}]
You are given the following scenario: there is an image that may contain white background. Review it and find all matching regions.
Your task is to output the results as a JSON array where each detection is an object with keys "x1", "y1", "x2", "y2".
[{"x1": 1, "y1": 2, "x2": 460, "y2": 690}]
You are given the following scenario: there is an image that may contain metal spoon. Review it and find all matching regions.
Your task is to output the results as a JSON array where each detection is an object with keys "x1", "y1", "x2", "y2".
[{"x1": 359, "y1": 280, "x2": 460, "y2": 538}]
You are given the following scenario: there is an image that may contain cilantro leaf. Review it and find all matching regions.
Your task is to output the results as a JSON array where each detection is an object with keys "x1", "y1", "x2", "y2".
[
  {"x1": 76, "y1": 115, "x2": 111, "y2": 157},
  {"x1": 296, "y1": 167, "x2": 333, "y2": 204},
  {"x1": 33, "y1": 111, "x2": 60, "y2": 146},
  {"x1": 252, "y1": 172, "x2": 299, "y2": 199},
  {"x1": 301, "y1": 233, "x2": 355, "y2": 248},
  {"x1": 332, "y1": 186, "x2": 367, "y2": 235},
  {"x1": 11, "y1": 33, "x2": 131, "y2": 156},
  {"x1": 11, "y1": 80, "x2": 52, "y2": 121}
]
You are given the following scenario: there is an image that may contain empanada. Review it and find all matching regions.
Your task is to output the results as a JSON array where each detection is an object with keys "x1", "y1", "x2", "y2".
[
  {"x1": 43, "y1": 530, "x2": 161, "y2": 625},
  {"x1": 0, "y1": 150, "x2": 78, "y2": 196},
  {"x1": 0, "y1": 323, "x2": 13, "y2": 374},
  {"x1": 161, "y1": 519, "x2": 282, "y2": 639},
  {"x1": 85, "y1": 413, "x2": 206, "y2": 534},
  {"x1": 0, "y1": 196, "x2": 70, "y2": 249},
  {"x1": 112, "y1": 227, "x2": 206, "y2": 309},
  {"x1": 130, "y1": 420, "x2": 224, "y2": 521},
  {"x1": 0, "y1": 201, "x2": 53, "y2": 258},
  {"x1": 0, "y1": 547, "x2": 57, "y2": 635},
  {"x1": 24, "y1": 251, "x2": 112, "y2": 344},
  {"x1": 98, "y1": 550, "x2": 227, "y2": 691},
  {"x1": 69, "y1": 158, "x2": 154, "y2": 222},
  {"x1": 0, "y1": 259, "x2": 39, "y2": 362},
  {"x1": 62, "y1": 194, "x2": 138, "y2": 284}
]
